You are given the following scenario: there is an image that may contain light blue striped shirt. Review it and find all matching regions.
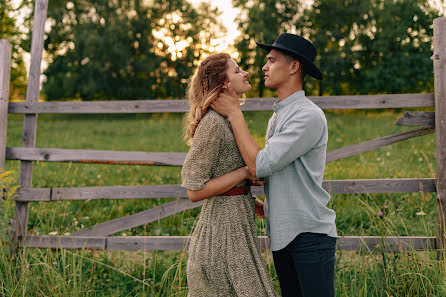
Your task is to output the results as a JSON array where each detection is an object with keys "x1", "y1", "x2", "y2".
[{"x1": 256, "y1": 90, "x2": 337, "y2": 251}]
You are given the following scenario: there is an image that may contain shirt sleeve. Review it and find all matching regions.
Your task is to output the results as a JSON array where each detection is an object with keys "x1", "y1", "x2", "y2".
[
  {"x1": 181, "y1": 114, "x2": 223, "y2": 190},
  {"x1": 256, "y1": 108, "x2": 324, "y2": 178}
]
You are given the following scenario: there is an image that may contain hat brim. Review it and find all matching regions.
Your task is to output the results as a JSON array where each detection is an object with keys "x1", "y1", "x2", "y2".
[{"x1": 256, "y1": 42, "x2": 323, "y2": 80}]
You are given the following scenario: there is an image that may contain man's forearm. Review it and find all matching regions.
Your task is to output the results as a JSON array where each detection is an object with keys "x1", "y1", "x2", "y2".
[{"x1": 227, "y1": 110, "x2": 261, "y2": 176}]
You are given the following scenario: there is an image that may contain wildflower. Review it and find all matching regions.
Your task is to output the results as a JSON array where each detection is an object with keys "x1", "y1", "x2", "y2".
[
  {"x1": 416, "y1": 211, "x2": 426, "y2": 216},
  {"x1": 377, "y1": 211, "x2": 383, "y2": 218},
  {"x1": 49, "y1": 231, "x2": 58, "y2": 236}
]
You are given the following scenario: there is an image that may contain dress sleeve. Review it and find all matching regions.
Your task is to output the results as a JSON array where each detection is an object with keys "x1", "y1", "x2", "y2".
[{"x1": 181, "y1": 114, "x2": 223, "y2": 190}]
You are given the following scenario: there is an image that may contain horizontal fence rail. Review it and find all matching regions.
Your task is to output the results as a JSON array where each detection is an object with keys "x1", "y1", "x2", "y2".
[
  {"x1": 8, "y1": 93, "x2": 435, "y2": 114},
  {"x1": 23, "y1": 235, "x2": 436, "y2": 252},
  {"x1": 6, "y1": 147, "x2": 186, "y2": 166},
  {"x1": 5, "y1": 126, "x2": 435, "y2": 166},
  {"x1": 14, "y1": 178, "x2": 437, "y2": 202}
]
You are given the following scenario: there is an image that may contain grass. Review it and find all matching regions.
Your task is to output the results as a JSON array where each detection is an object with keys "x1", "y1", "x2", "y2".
[{"x1": 1, "y1": 108, "x2": 444, "y2": 296}]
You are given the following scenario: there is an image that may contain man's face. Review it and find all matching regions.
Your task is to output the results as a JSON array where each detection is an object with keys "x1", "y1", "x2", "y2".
[{"x1": 262, "y1": 49, "x2": 294, "y2": 89}]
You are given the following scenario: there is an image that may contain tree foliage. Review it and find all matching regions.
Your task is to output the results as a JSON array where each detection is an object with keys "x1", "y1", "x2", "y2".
[
  {"x1": 42, "y1": 0, "x2": 224, "y2": 100},
  {"x1": 232, "y1": 0, "x2": 304, "y2": 97},
  {"x1": 0, "y1": 0, "x2": 30, "y2": 100},
  {"x1": 234, "y1": 0, "x2": 440, "y2": 96}
]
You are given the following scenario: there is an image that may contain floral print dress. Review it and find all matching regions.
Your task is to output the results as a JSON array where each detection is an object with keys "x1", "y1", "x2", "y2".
[{"x1": 181, "y1": 109, "x2": 278, "y2": 297}]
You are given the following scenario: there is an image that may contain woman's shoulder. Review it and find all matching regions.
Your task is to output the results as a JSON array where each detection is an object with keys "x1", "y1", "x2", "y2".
[{"x1": 200, "y1": 109, "x2": 227, "y2": 127}]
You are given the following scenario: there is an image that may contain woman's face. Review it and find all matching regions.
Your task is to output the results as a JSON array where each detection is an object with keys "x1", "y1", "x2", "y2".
[{"x1": 225, "y1": 59, "x2": 251, "y2": 95}]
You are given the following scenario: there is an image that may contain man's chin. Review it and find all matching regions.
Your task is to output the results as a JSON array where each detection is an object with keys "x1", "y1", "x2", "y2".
[{"x1": 264, "y1": 81, "x2": 274, "y2": 89}]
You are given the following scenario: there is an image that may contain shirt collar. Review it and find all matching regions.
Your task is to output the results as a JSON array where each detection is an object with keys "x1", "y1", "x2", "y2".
[{"x1": 272, "y1": 90, "x2": 306, "y2": 112}]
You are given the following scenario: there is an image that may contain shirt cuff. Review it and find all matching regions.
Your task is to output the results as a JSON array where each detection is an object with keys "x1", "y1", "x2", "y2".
[{"x1": 256, "y1": 149, "x2": 272, "y2": 178}]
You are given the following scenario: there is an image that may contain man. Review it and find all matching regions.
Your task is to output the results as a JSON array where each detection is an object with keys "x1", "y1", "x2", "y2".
[{"x1": 210, "y1": 33, "x2": 337, "y2": 297}]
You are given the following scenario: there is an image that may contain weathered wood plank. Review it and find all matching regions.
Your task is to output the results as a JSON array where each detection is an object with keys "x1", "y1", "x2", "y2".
[
  {"x1": 337, "y1": 236, "x2": 436, "y2": 251},
  {"x1": 5, "y1": 125, "x2": 434, "y2": 168},
  {"x1": 24, "y1": 235, "x2": 106, "y2": 249},
  {"x1": 326, "y1": 127, "x2": 434, "y2": 163},
  {"x1": 309, "y1": 93, "x2": 434, "y2": 109},
  {"x1": 6, "y1": 147, "x2": 186, "y2": 166},
  {"x1": 0, "y1": 40, "x2": 12, "y2": 169},
  {"x1": 71, "y1": 199, "x2": 203, "y2": 237},
  {"x1": 106, "y1": 236, "x2": 191, "y2": 250},
  {"x1": 13, "y1": 178, "x2": 437, "y2": 202},
  {"x1": 14, "y1": 0, "x2": 48, "y2": 248},
  {"x1": 395, "y1": 111, "x2": 435, "y2": 126},
  {"x1": 51, "y1": 185, "x2": 187, "y2": 200},
  {"x1": 15, "y1": 187, "x2": 51, "y2": 202},
  {"x1": 4, "y1": 124, "x2": 434, "y2": 167},
  {"x1": 434, "y1": 17, "x2": 446, "y2": 251},
  {"x1": 323, "y1": 178, "x2": 437, "y2": 194},
  {"x1": 23, "y1": 235, "x2": 435, "y2": 251},
  {"x1": 8, "y1": 93, "x2": 435, "y2": 114}
]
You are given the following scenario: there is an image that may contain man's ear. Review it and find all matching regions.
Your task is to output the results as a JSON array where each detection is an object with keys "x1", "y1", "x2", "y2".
[{"x1": 289, "y1": 60, "x2": 301, "y2": 75}]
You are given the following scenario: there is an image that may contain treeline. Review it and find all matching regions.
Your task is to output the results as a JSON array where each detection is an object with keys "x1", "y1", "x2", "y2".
[{"x1": 1, "y1": 0, "x2": 443, "y2": 100}]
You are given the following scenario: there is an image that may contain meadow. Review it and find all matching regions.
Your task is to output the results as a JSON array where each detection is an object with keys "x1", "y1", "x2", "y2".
[{"x1": 1, "y1": 108, "x2": 445, "y2": 296}]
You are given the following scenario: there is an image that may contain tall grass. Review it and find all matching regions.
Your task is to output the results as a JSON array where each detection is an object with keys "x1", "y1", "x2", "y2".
[{"x1": 1, "y1": 109, "x2": 443, "y2": 296}]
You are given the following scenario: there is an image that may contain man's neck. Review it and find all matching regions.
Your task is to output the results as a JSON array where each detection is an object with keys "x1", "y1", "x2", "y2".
[{"x1": 277, "y1": 84, "x2": 303, "y2": 101}]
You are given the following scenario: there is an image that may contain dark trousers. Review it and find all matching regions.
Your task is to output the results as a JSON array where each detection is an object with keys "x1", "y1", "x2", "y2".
[{"x1": 272, "y1": 232, "x2": 336, "y2": 297}]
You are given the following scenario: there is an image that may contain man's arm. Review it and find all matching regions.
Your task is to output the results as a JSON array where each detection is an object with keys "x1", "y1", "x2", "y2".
[{"x1": 210, "y1": 89, "x2": 260, "y2": 176}]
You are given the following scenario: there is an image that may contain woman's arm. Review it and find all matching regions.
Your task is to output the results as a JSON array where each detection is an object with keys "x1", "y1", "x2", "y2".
[{"x1": 187, "y1": 166, "x2": 261, "y2": 202}]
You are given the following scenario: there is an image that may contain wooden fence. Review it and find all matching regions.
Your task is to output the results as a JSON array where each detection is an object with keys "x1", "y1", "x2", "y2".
[{"x1": 0, "y1": 0, "x2": 445, "y2": 252}]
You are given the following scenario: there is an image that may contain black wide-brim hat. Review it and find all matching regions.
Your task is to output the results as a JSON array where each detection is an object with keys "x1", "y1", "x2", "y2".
[{"x1": 256, "y1": 33, "x2": 323, "y2": 80}]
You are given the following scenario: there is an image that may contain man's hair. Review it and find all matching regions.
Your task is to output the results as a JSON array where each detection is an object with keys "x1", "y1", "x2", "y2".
[{"x1": 284, "y1": 54, "x2": 307, "y2": 81}]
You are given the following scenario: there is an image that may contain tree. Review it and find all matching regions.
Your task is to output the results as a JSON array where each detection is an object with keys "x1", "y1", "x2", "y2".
[
  {"x1": 351, "y1": 0, "x2": 439, "y2": 94},
  {"x1": 300, "y1": 0, "x2": 439, "y2": 95},
  {"x1": 42, "y1": 0, "x2": 224, "y2": 100},
  {"x1": 0, "y1": 0, "x2": 30, "y2": 100},
  {"x1": 232, "y1": 0, "x2": 304, "y2": 97},
  {"x1": 234, "y1": 0, "x2": 440, "y2": 96}
]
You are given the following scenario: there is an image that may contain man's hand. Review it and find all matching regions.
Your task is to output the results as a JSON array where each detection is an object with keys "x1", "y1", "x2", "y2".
[
  {"x1": 254, "y1": 198, "x2": 265, "y2": 218},
  {"x1": 210, "y1": 83, "x2": 241, "y2": 118}
]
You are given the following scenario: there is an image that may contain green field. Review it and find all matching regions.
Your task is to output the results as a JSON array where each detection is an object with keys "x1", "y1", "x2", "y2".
[{"x1": 1, "y1": 109, "x2": 445, "y2": 296}]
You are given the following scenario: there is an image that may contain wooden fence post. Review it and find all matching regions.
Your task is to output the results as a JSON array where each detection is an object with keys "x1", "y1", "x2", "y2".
[
  {"x1": 13, "y1": 0, "x2": 48, "y2": 247},
  {"x1": 434, "y1": 17, "x2": 446, "y2": 252},
  {"x1": 0, "y1": 40, "x2": 12, "y2": 170}
]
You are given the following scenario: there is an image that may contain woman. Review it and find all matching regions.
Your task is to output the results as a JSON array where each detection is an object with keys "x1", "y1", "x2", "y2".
[{"x1": 181, "y1": 53, "x2": 278, "y2": 297}]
